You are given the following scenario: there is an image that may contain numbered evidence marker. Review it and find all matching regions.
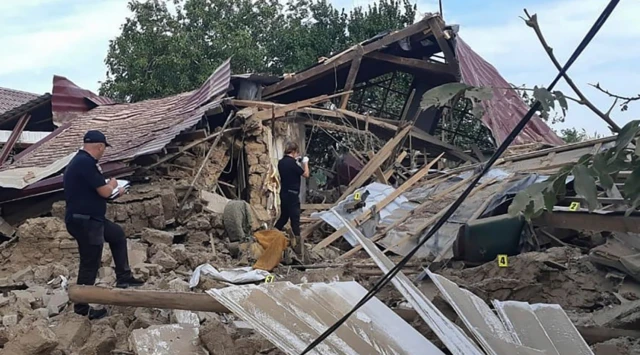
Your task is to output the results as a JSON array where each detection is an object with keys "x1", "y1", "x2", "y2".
[
  {"x1": 265, "y1": 274, "x2": 275, "y2": 283},
  {"x1": 354, "y1": 191, "x2": 361, "y2": 201},
  {"x1": 569, "y1": 202, "x2": 580, "y2": 211},
  {"x1": 498, "y1": 254, "x2": 508, "y2": 268}
]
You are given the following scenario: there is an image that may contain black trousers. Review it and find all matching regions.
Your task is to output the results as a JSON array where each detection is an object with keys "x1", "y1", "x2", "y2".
[
  {"x1": 66, "y1": 217, "x2": 132, "y2": 314},
  {"x1": 275, "y1": 191, "x2": 301, "y2": 237}
]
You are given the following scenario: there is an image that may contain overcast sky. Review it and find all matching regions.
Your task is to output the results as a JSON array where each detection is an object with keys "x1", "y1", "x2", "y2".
[{"x1": 1, "y1": 0, "x2": 638, "y2": 136}]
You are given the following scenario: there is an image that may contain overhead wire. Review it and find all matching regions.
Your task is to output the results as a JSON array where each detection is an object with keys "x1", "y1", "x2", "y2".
[{"x1": 301, "y1": 1, "x2": 620, "y2": 353}]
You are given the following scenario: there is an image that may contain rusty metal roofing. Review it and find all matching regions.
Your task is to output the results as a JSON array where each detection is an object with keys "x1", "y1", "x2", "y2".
[
  {"x1": 51, "y1": 75, "x2": 116, "y2": 125},
  {"x1": 208, "y1": 281, "x2": 444, "y2": 355},
  {"x1": 5, "y1": 59, "x2": 231, "y2": 172},
  {"x1": 455, "y1": 37, "x2": 564, "y2": 146}
]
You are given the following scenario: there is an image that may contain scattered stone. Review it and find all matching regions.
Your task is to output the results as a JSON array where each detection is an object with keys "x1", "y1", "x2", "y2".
[
  {"x1": 34, "y1": 308, "x2": 49, "y2": 319},
  {"x1": 199, "y1": 319, "x2": 236, "y2": 354},
  {"x1": 0, "y1": 326, "x2": 8, "y2": 346},
  {"x1": 233, "y1": 320, "x2": 254, "y2": 337},
  {"x1": 141, "y1": 228, "x2": 174, "y2": 246},
  {"x1": 593, "y1": 300, "x2": 640, "y2": 329},
  {"x1": 33, "y1": 266, "x2": 53, "y2": 283},
  {"x1": 132, "y1": 264, "x2": 163, "y2": 279},
  {"x1": 168, "y1": 278, "x2": 190, "y2": 292},
  {"x1": 188, "y1": 231, "x2": 210, "y2": 244},
  {"x1": 11, "y1": 267, "x2": 34, "y2": 284},
  {"x1": 80, "y1": 324, "x2": 117, "y2": 355},
  {"x1": 130, "y1": 324, "x2": 207, "y2": 355},
  {"x1": 46, "y1": 289, "x2": 69, "y2": 316},
  {"x1": 186, "y1": 217, "x2": 212, "y2": 232},
  {"x1": 172, "y1": 310, "x2": 200, "y2": 327},
  {"x1": 54, "y1": 313, "x2": 92, "y2": 349},
  {"x1": 3, "y1": 320, "x2": 58, "y2": 355},
  {"x1": 150, "y1": 250, "x2": 178, "y2": 271},
  {"x1": 11, "y1": 290, "x2": 36, "y2": 306},
  {"x1": 0, "y1": 295, "x2": 10, "y2": 307},
  {"x1": 2, "y1": 314, "x2": 18, "y2": 326}
]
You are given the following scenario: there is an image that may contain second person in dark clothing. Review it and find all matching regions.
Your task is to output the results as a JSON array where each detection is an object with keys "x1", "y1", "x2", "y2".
[{"x1": 275, "y1": 141, "x2": 309, "y2": 253}]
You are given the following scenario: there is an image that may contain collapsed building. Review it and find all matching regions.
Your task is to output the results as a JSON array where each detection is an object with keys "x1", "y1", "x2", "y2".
[{"x1": 0, "y1": 13, "x2": 638, "y2": 355}]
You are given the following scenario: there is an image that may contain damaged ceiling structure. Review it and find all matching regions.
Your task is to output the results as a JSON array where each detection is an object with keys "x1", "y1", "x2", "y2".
[{"x1": 0, "y1": 11, "x2": 638, "y2": 355}]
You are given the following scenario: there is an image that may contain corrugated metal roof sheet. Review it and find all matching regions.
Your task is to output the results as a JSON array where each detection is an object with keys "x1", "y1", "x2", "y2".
[
  {"x1": 455, "y1": 37, "x2": 564, "y2": 146},
  {"x1": 0, "y1": 87, "x2": 41, "y2": 115},
  {"x1": 334, "y1": 211, "x2": 483, "y2": 355},
  {"x1": 208, "y1": 281, "x2": 444, "y2": 355},
  {"x1": 427, "y1": 270, "x2": 593, "y2": 355},
  {"x1": 5, "y1": 59, "x2": 231, "y2": 172}
]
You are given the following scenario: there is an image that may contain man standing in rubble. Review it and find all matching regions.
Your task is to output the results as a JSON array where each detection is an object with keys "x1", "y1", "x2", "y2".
[
  {"x1": 63, "y1": 130, "x2": 143, "y2": 320},
  {"x1": 275, "y1": 141, "x2": 310, "y2": 254}
]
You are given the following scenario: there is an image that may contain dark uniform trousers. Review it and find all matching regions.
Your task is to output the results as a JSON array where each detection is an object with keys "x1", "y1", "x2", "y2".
[
  {"x1": 275, "y1": 190, "x2": 301, "y2": 237},
  {"x1": 65, "y1": 216, "x2": 131, "y2": 314}
]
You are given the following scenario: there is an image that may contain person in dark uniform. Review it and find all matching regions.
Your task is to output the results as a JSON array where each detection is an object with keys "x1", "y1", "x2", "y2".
[
  {"x1": 64, "y1": 130, "x2": 143, "y2": 320},
  {"x1": 275, "y1": 141, "x2": 309, "y2": 252}
]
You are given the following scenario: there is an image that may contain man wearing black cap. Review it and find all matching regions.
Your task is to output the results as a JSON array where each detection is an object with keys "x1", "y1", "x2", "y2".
[{"x1": 64, "y1": 130, "x2": 143, "y2": 320}]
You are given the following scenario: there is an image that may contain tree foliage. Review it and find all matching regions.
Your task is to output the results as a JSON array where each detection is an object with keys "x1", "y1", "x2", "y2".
[
  {"x1": 99, "y1": 0, "x2": 416, "y2": 102},
  {"x1": 508, "y1": 120, "x2": 640, "y2": 219}
]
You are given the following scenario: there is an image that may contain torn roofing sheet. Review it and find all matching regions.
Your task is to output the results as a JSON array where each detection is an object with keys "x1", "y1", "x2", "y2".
[
  {"x1": 3, "y1": 59, "x2": 231, "y2": 182},
  {"x1": 427, "y1": 270, "x2": 593, "y2": 355},
  {"x1": 492, "y1": 300, "x2": 559, "y2": 355},
  {"x1": 455, "y1": 36, "x2": 564, "y2": 146},
  {"x1": 333, "y1": 210, "x2": 482, "y2": 355},
  {"x1": 311, "y1": 182, "x2": 409, "y2": 246},
  {"x1": 207, "y1": 281, "x2": 444, "y2": 355}
]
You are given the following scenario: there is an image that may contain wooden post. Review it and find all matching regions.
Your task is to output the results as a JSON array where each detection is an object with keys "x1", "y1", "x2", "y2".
[
  {"x1": 339, "y1": 46, "x2": 364, "y2": 109},
  {"x1": 68, "y1": 285, "x2": 231, "y2": 313},
  {"x1": 0, "y1": 114, "x2": 30, "y2": 167}
]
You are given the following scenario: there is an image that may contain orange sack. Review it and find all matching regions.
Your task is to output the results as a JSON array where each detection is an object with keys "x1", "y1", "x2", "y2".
[{"x1": 252, "y1": 229, "x2": 289, "y2": 271}]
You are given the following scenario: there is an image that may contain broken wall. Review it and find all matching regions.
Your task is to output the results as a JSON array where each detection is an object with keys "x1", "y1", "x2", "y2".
[{"x1": 51, "y1": 184, "x2": 178, "y2": 237}]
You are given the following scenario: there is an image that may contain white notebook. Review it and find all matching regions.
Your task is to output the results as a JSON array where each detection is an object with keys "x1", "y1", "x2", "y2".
[{"x1": 107, "y1": 179, "x2": 130, "y2": 199}]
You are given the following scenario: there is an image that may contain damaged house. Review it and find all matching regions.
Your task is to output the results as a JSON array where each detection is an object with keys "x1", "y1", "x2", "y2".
[{"x1": 1, "y1": 13, "x2": 638, "y2": 355}]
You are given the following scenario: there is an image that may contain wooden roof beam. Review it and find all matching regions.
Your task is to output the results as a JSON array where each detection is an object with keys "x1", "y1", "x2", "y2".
[
  {"x1": 262, "y1": 15, "x2": 436, "y2": 97},
  {"x1": 365, "y1": 51, "x2": 456, "y2": 76}
]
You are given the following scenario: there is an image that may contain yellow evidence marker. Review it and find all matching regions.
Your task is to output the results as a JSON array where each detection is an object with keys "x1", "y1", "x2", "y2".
[
  {"x1": 568, "y1": 202, "x2": 580, "y2": 211},
  {"x1": 498, "y1": 254, "x2": 508, "y2": 267},
  {"x1": 265, "y1": 274, "x2": 275, "y2": 283}
]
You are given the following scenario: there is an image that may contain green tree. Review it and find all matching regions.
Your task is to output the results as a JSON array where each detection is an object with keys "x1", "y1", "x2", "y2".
[{"x1": 99, "y1": 0, "x2": 416, "y2": 102}]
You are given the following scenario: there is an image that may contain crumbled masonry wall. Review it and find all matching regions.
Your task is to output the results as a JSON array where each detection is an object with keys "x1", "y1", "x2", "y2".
[
  {"x1": 51, "y1": 184, "x2": 178, "y2": 237},
  {"x1": 243, "y1": 118, "x2": 272, "y2": 222},
  {"x1": 193, "y1": 134, "x2": 233, "y2": 190},
  {"x1": 1, "y1": 217, "x2": 77, "y2": 270}
]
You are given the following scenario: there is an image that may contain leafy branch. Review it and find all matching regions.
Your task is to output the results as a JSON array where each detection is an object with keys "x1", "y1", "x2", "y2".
[
  {"x1": 420, "y1": 83, "x2": 570, "y2": 124},
  {"x1": 508, "y1": 120, "x2": 640, "y2": 219}
]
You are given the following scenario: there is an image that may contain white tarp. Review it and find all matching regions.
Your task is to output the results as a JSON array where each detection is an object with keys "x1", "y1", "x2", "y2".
[
  {"x1": 311, "y1": 182, "x2": 408, "y2": 246},
  {"x1": 189, "y1": 264, "x2": 269, "y2": 288}
]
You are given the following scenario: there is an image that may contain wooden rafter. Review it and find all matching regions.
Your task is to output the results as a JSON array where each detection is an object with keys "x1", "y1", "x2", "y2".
[
  {"x1": 339, "y1": 45, "x2": 364, "y2": 109},
  {"x1": 0, "y1": 114, "x2": 30, "y2": 167},
  {"x1": 426, "y1": 16, "x2": 459, "y2": 77},
  {"x1": 365, "y1": 51, "x2": 456, "y2": 76},
  {"x1": 262, "y1": 16, "x2": 435, "y2": 97}
]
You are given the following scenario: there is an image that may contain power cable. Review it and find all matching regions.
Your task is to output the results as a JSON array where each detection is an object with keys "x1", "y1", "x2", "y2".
[{"x1": 301, "y1": 1, "x2": 620, "y2": 353}]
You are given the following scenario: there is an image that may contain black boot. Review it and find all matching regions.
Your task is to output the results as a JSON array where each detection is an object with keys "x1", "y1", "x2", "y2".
[
  {"x1": 116, "y1": 275, "x2": 145, "y2": 289},
  {"x1": 75, "y1": 306, "x2": 108, "y2": 320}
]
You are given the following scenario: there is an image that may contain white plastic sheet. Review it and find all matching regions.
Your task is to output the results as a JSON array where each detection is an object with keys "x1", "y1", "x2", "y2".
[
  {"x1": 189, "y1": 264, "x2": 269, "y2": 288},
  {"x1": 311, "y1": 182, "x2": 408, "y2": 246}
]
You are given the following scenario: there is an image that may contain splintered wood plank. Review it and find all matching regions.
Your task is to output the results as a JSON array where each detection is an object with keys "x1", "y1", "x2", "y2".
[{"x1": 312, "y1": 153, "x2": 443, "y2": 251}]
